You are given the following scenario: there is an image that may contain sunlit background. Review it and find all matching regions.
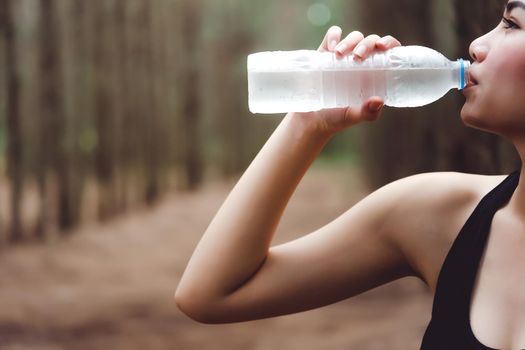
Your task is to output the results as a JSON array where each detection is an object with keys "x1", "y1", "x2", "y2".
[{"x1": 0, "y1": 0, "x2": 517, "y2": 349}]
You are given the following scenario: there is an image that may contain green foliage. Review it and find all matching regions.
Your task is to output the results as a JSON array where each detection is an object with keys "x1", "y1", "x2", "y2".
[
  {"x1": 78, "y1": 127, "x2": 97, "y2": 155},
  {"x1": 0, "y1": 126, "x2": 4, "y2": 153},
  {"x1": 0, "y1": 127, "x2": 4, "y2": 172}
]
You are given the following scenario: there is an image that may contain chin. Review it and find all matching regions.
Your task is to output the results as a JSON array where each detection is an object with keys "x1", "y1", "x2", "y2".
[
  {"x1": 460, "y1": 106, "x2": 524, "y2": 140},
  {"x1": 460, "y1": 105, "x2": 498, "y2": 134},
  {"x1": 461, "y1": 104, "x2": 482, "y2": 127}
]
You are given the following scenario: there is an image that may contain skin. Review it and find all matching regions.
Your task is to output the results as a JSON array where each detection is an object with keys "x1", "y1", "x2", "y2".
[
  {"x1": 176, "y1": 2, "x2": 525, "y2": 348},
  {"x1": 459, "y1": 2, "x2": 525, "y2": 348}
]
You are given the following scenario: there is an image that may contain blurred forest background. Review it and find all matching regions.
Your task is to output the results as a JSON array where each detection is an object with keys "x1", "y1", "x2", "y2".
[
  {"x1": 0, "y1": 0, "x2": 521, "y2": 349},
  {"x1": 0, "y1": 0, "x2": 519, "y2": 244}
]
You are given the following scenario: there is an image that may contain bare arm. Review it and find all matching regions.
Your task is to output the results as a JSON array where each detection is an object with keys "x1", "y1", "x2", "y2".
[{"x1": 175, "y1": 28, "x2": 408, "y2": 323}]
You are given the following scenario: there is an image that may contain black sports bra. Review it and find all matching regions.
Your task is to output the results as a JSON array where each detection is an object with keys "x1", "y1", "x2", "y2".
[{"x1": 420, "y1": 171, "x2": 523, "y2": 350}]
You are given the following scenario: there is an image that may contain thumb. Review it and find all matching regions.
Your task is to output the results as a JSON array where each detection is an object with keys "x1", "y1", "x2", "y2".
[
  {"x1": 363, "y1": 97, "x2": 384, "y2": 121},
  {"x1": 342, "y1": 97, "x2": 384, "y2": 127}
]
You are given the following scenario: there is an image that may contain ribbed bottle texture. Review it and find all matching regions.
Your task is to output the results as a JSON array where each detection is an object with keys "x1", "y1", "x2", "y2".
[{"x1": 247, "y1": 46, "x2": 470, "y2": 114}]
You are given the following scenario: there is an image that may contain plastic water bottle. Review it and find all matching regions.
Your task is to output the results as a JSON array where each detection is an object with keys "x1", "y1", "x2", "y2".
[{"x1": 247, "y1": 46, "x2": 470, "y2": 114}]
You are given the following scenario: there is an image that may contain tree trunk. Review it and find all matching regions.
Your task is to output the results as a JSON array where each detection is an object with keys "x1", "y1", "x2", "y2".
[
  {"x1": 179, "y1": 0, "x2": 203, "y2": 190},
  {"x1": 62, "y1": 0, "x2": 89, "y2": 230},
  {"x1": 113, "y1": 0, "x2": 129, "y2": 212},
  {"x1": 141, "y1": 0, "x2": 160, "y2": 204},
  {"x1": 38, "y1": 0, "x2": 73, "y2": 236},
  {"x1": 2, "y1": 0, "x2": 24, "y2": 243},
  {"x1": 92, "y1": 1, "x2": 118, "y2": 221}
]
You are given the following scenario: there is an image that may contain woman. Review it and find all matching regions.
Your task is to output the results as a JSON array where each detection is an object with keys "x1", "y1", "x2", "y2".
[{"x1": 176, "y1": 1, "x2": 525, "y2": 348}]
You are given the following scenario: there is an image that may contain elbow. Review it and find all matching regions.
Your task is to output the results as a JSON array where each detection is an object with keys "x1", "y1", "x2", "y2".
[{"x1": 174, "y1": 287, "x2": 227, "y2": 324}]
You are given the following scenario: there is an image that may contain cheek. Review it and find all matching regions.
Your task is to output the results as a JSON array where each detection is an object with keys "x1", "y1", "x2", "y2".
[
  {"x1": 483, "y1": 45, "x2": 525, "y2": 115},
  {"x1": 489, "y1": 43, "x2": 525, "y2": 89}
]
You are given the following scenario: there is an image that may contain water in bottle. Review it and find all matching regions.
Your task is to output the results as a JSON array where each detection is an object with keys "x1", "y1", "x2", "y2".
[{"x1": 247, "y1": 46, "x2": 470, "y2": 114}]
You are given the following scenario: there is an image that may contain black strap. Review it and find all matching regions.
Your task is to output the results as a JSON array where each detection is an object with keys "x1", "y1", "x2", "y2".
[{"x1": 421, "y1": 171, "x2": 520, "y2": 349}]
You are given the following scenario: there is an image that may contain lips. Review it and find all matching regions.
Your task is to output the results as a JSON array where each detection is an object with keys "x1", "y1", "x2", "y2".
[
  {"x1": 464, "y1": 80, "x2": 477, "y2": 89},
  {"x1": 465, "y1": 70, "x2": 479, "y2": 89}
]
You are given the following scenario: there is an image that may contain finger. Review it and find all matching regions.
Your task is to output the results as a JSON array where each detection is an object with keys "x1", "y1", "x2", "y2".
[
  {"x1": 318, "y1": 26, "x2": 342, "y2": 52},
  {"x1": 334, "y1": 30, "x2": 364, "y2": 58},
  {"x1": 375, "y1": 35, "x2": 402, "y2": 50},
  {"x1": 351, "y1": 34, "x2": 381, "y2": 60},
  {"x1": 341, "y1": 97, "x2": 385, "y2": 128}
]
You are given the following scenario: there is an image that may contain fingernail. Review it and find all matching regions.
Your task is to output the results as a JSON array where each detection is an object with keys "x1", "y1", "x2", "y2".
[
  {"x1": 329, "y1": 40, "x2": 337, "y2": 51},
  {"x1": 353, "y1": 44, "x2": 366, "y2": 57},
  {"x1": 335, "y1": 42, "x2": 346, "y2": 54},
  {"x1": 368, "y1": 101, "x2": 384, "y2": 112}
]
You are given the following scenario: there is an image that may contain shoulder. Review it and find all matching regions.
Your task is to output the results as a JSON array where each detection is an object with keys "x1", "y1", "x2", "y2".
[
  {"x1": 355, "y1": 171, "x2": 507, "y2": 233},
  {"x1": 364, "y1": 171, "x2": 508, "y2": 288},
  {"x1": 369, "y1": 171, "x2": 506, "y2": 218},
  {"x1": 353, "y1": 171, "x2": 506, "y2": 241}
]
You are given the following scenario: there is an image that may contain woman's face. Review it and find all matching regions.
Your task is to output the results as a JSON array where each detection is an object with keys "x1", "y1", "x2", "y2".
[{"x1": 461, "y1": 0, "x2": 525, "y2": 138}]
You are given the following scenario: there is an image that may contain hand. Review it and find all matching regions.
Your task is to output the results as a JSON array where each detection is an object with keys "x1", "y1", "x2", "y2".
[{"x1": 290, "y1": 26, "x2": 402, "y2": 138}]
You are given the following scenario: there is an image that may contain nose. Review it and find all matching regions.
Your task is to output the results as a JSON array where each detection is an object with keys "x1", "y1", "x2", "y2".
[{"x1": 469, "y1": 37, "x2": 489, "y2": 62}]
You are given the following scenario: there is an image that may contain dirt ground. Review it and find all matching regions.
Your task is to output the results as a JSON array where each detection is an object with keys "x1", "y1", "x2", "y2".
[{"x1": 0, "y1": 165, "x2": 433, "y2": 350}]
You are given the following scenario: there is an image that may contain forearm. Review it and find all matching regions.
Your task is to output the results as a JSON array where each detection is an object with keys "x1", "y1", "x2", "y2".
[{"x1": 176, "y1": 113, "x2": 330, "y2": 302}]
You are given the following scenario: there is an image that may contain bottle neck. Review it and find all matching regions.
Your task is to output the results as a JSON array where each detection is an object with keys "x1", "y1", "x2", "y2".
[{"x1": 453, "y1": 58, "x2": 471, "y2": 90}]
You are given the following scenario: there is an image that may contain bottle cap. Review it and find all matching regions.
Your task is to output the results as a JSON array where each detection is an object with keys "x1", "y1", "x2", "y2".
[{"x1": 458, "y1": 58, "x2": 471, "y2": 90}]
